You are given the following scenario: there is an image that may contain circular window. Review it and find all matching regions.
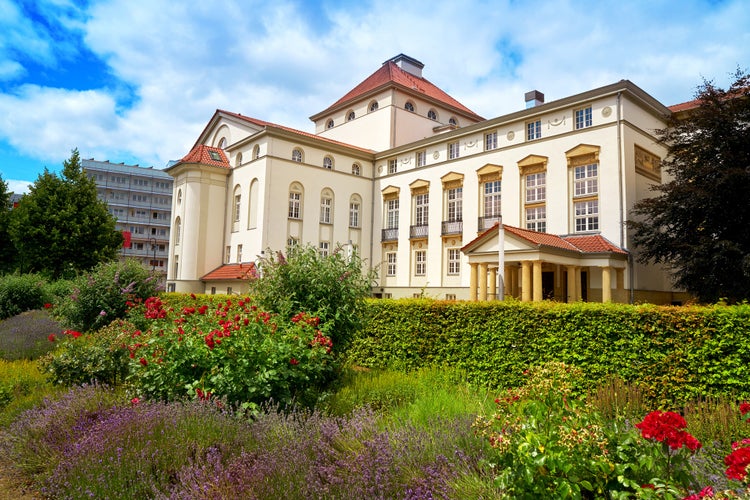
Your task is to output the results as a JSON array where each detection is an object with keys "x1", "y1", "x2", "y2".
[{"x1": 369, "y1": 101, "x2": 379, "y2": 112}]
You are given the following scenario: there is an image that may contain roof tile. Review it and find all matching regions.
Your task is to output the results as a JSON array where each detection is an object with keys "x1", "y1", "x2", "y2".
[
  {"x1": 178, "y1": 144, "x2": 230, "y2": 168},
  {"x1": 202, "y1": 263, "x2": 258, "y2": 281}
]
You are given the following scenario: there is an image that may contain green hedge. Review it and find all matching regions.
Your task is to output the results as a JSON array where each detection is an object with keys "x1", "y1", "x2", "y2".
[{"x1": 346, "y1": 299, "x2": 750, "y2": 407}]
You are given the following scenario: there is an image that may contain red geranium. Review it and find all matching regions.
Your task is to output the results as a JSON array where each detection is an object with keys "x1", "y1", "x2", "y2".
[
  {"x1": 740, "y1": 402, "x2": 750, "y2": 415},
  {"x1": 635, "y1": 411, "x2": 701, "y2": 451},
  {"x1": 725, "y1": 445, "x2": 750, "y2": 481},
  {"x1": 48, "y1": 333, "x2": 56, "y2": 342}
]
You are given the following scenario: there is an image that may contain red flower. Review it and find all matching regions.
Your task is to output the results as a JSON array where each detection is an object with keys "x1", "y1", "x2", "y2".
[
  {"x1": 44, "y1": 303, "x2": 52, "y2": 309},
  {"x1": 635, "y1": 411, "x2": 701, "y2": 451},
  {"x1": 130, "y1": 397, "x2": 140, "y2": 405},
  {"x1": 64, "y1": 330, "x2": 82, "y2": 339},
  {"x1": 139, "y1": 357, "x2": 148, "y2": 366},
  {"x1": 48, "y1": 333, "x2": 56, "y2": 342},
  {"x1": 739, "y1": 402, "x2": 750, "y2": 415},
  {"x1": 289, "y1": 358, "x2": 299, "y2": 365},
  {"x1": 725, "y1": 444, "x2": 750, "y2": 481}
]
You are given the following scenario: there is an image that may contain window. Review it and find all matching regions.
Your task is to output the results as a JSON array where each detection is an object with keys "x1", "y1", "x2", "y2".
[
  {"x1": 352, "y1": 163, "x2": 360, "y2": 176},
  {"x1": 326, "y1": 119, "x2": 334, "y2": 129},
  {"x1": 209, "y1": 150, "x2": 222, "y2": 161},
  {"x1": 237, "y1": 244, "x2": 243, "y2": 263},
  {"x1": 347, "y1": 111, "x2": 355, "y2": 121},
  {"x1": 526, "y1": 119, "x2": 542, "y2": 140},
  {"x1": 174, "y1": 217, "x2": 181, "y2": 245},
  {"x1": 525, "y1": 172, "x2": 546, "y2": 203},
  {"x1": 416, "y1": 151, "x2": 426, "y2": 167},
  {"x1": 319, "y1": 241, "x2": 330, "y2": 257},
  {"x1": 227, "y1": 287, "x2": 233, "y2": 295},
  {"x1": 526, "y1": 206, "x2": 547, "y2": 232},
  {"x1": 320, "y1": 192, "x2": 332, "y2": 224},
  {"x1": 445, "y1": 293, "x2": 456, "y2": 300},
  {"x1": 575, "y1": 200, "x2": 599, "y2": 232},
  {"x1": 323, "y1": 156, "x2": 333, "y2": 170},
  {"x1": 386, "y1": 199, "x2": 399, "y2": 229},
  {"x1": 369, "y1": 101, "x2": 379, "y2": 112},
  {"x1": 404, "y1": 101, "x2": 414, "y2": 112},
  {"x1": 287, "y1": 237, "x2": 299, "y2": 248},
  {"x1": 448, "y1": 141, "x2": 460, "y2": 160},
  {"x1": 235, "y1": 152, "x2": 243, "y2": 167},
  {"x1": 349, "y1": 200, "x2": 360, "y2": 227},
  {"x1": 232, "y1": 191, "x2": 241, "y2": 230},
  {"x1": 292, "y1": 148, "x2": 303, "y2": 162},
  {"x1": 427, "y1": 109, "x2": 437, "y2": 120},
  {"x1": 447, "y1": 187, "x2": 462, "y2": 222},
  {"x1": 448, "y1": 117, "x2": 457, "y2": 126},
  {"x1": 253, "y1": 145, "x2": 260, "y2": 159},
  {"x1": 414, "y1": 193, "x2": 429, "y2": 226},
  {"x1": 574, "y1": 164, "x2": 598, "y2": 196},
  {"x1": 176, "y1": 189, "x2": 182, "y2": 205},
  {"x1": 388, "y1": 159, "x2": 397, "y2": 174},
  {"x1": 415, "y1": 250, "x2": 426, "y2": 276},
  {"x1": 485, "y1": 131, "x2": 498, "y2": 150},
  {"x1": 289, "y1": 187, "x2": 302, "y2": 219},
  {"x1": 447, "y1": 248, "x2": 461, "y2": 275},
  {"x1": 386, "y1": 252, "x2": 397, "y2": 276},
  {"x1": 483, "y1": 181, "x2": 501, "y2": 217},
  {"x1": 218, "y1": 137, "x2": 227, "y2": 149},
  {"x1": 575, "y1": 106, "x2": 593, "y2": 129},
  {"x1": 225, "y1": 246, "x2": 231, "y2": 264}
]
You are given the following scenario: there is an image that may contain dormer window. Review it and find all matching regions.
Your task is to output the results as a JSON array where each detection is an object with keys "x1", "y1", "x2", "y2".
[
  {"x1": 326, "y1": 119, "x2": 334, "y2": 129},
  {"x1": 209, "y1": 151, "x2": 222, "y2": 161},
  {"x1": 369, "y1": 101, "x2": 379, "y2": 112},
  {"x1": 347, "y1": 111, "x2": 355, "y2": 121},
  {"x1": 427, "y1": 109, "x2": 437, "y2": 120},
  {"x1": 405, "y1": 102, "x2": 415, "y2": 112}
]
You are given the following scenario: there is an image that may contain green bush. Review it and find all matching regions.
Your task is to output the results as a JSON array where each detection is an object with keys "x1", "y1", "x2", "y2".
[
  {"x1": 0, "y1": 273, "x2": 52, "y2": 320},
  {"x1": 249, "y1": 244, "x2": 376, "y2": 349},
  {"x1": 0, "y1": 309, "x2": 61, "y2": 360},
  {"x1": 52, "y1": 259, "x2": 160, "y2": 332}
]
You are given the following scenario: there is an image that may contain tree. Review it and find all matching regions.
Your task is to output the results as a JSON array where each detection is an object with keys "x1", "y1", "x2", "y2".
[
  {"x1": 8, "y1": 149, "x2": 122, "y2": 279},
  {"x1": 0, "y1": 175, "x2": 17, "y2": 273},
  {"x1": 629, "y1": 69, "x2": 750, "y2": 303}
]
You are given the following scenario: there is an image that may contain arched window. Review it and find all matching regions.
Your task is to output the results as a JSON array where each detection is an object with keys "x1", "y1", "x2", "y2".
[
  {"x1": 352, "y1": 163, "x2": 361, "y2": 176},
  {"x1": 252, "y1": 145, "x2": 260, "y2": 160},
  {"x1": 176, "y1": 189, "x2": 182, "y2": 205},
  {"x1": 349, "y1": 194, "x2": 362, "y2": 228},
  {"x1": 232, "y1": 185, "x2": 241, "y2": 232},
  {"x1": 218, "y1": 137, "x2": 227, "y2": 149},
  {"x1": 449, "y1": 117, "x2": 458, "y2": 126},
  {"x1": 427, "y1": 109, "x2": 437, "y2": 120},
  {"x1": 346, "y1": 110, "x2": 355, "y2": 121},
  {"x1": 323, "y1": 156, "x2": 333, "y2": 170},
  {"x1": 292, "y1": 148, "x2": 303, "y2": 163},
  {"x1": 235, "y1": 152, "x2": 243, "y2": 167},
  {"x1": 288, "y1": 182, "x2": 303, "y2": 219},
  {"x1": 320, "y1": 189, "x2": 333, "y2": 224},
  {"x1": 174, "y1": 217, "x2": 181, "y2": 245},
  {"x1": 369, "y1": 101, "x2": 379, "y2": 112},
  {"x1": 405, "y1": 101, "x2": 415, "y2": 112},
  {"x1": 326, "y1": 119, "x2": 334, "y2": 129}
]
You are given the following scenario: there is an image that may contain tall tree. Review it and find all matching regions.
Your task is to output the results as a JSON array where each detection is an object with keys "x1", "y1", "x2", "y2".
[
  {"x1": 629, "y1": 69, "x2": 750, "y2": 303},
  {"x1": 8, "y1": 149, "x2": 122, "y2": 279},
  {"x1": 0, "y1": 175, "x2": 16, "y2": 273}
]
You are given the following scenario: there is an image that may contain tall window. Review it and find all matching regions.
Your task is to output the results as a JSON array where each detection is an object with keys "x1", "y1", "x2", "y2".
[
  {"x1": 526, "y1": 206, "x2": 547, "y2": 232},
  {"x1": 292, "y1": 148, "x2": 303, "y2": 162},
  {"x1": 448, "y1": 141, "x2": 460, "y2": 160},
  {"x1": 174, "y1": 217, "x2": 181, "y2": 245},
  {"x1": 386, "y1": 252, "x2": 397, "y2": 276},
  {"x1": 525, "y1": 172, "x2": 546, "y2": 203},
  {"x1": 289, "y1": 188, "x2": 302, "y2": 219},
  {"x1": 447, "y1": 187, "x2": 462, "y2": 222},
  {"x1": 574, "y1": 164, "x2": 598, "y2": 196},
  {"x1": 319, "y1": 241, "x2": 330, "y2": 257},
  {"x1": 388, "y1": 159, "x2": 398, "y2": 174},
  {"x1": 237, "y1": 244, "x2": 243, "y2": 263},
  {"x1": 575, "y1": 200, "x2": 599, "y2": 232},
  {"x1": 526, "y1": 120, "x2": 542, "y2": 140},
  {"x1": 323, "y1": 156, "x2": 333, "y2": 170},
  {"x1": 349, "y1": 199, "x2": 360, "y2": 228},
  {"x1": 352, "y1": 163, "x2": 360, "y2": 176},
  {"x1": 232, "y1": 190, "x2": 241, "y2": 231},
  {"x1": 253, "y1": 145, "x2": 260, "y2": 159},
  {"x1": 320, "y1": 192, "x2": 332, "y2": 223},
  {"x1": 386, "y1": 199, "x2": 399, "y2": 229},
  {"x1": 415, "y1": 250, "x2": 426, "y2": 276},
  {"x1": 225, "y1": 246, "x2": 231, "y2": 264},
  {"x1": 447, "y1": 248, "x2": 461, "y2": 275},
  {"x1": 414, "y1": 193, "x2": 429, "y2": 226},
  {"x1": 575, "y1": 106, "x2": 593, "y2": 129},
  {"x1": 485, "y1": 131, "x2": 498, "y2": 150},
  {"x1": 416, "y1": 151, "x2": 426, "y2": 167},
  {"x1": 483, "y1": 181, "x2": 501, "y2": 217}
]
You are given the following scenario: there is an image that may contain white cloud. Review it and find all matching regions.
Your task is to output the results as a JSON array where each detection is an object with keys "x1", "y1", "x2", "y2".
[{"x1": 6, "y1": 178, "x2": 32, "y2": 194}]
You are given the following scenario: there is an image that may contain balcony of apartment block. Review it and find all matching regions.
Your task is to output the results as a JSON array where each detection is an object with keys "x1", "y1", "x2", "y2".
[
  {"x1": 478, "y1": 215, "x2": 501, "y2": 232},
  {"x1": 381, "y1": 227, "x2": 399, "y2": 242},
  {"x1": 409, "y1": 224, "x2": 428, "y2": 240},
  {"x1": 441, "y1": 220, "x2": 463, "y2": 236}
]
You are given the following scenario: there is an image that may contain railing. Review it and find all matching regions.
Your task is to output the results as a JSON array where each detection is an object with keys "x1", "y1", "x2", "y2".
[
  {"x1": 381, "y1": 227, "x2": 399, "y2": 242},
  {"x1": 441, "y1": 220, "x2": 463, "y2": 235},
  {"x1": 409, "y1": 224, "x2": 429, "y2": 239},
  {"x1": 478, "y1": 215, "x2": 501, "y2": 231}
]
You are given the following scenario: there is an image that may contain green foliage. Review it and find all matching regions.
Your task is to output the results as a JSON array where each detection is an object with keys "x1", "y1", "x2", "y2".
[
  {"x1": 124, "y1": 295, "x2": 338, "y2": 408},
  {"x1": 0, "y1": 175, "x2": 17, "y2": 273},
  {"x1": 347, "y1": 299, "x2": 750, "y2": 407},
  {"x1": 0, "y1": 309, "x2": 61, "y2": 360},
  {"x1": 7, "y1": 148, "x2": 122, "y2": 279},
  {"x1": 52, "y1": 258, "x2": 160, "y2": 332},
  {"x1": 0, "y1": 359, "x2": 59, "y2": 427},
  {"x1": 629, "y1": 69, "x2": 750, "y2": 303},
  {"x1": 0, "y1": 273, "x2": 52, "y2": 320},
  {"x1": 249, "y1": 244, "x2": 377, "y2": 348},
  {"x1": 39, "y1": 320, "x2": 132, "y2": 387}
]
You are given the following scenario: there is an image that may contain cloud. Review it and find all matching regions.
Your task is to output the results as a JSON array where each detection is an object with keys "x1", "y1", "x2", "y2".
[{"x1": 6, "y1": 178, "x2": 32, "y2": 194}]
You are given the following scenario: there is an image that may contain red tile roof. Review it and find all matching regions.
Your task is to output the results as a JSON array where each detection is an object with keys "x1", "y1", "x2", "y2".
[
  {"x1": 564, "y1": 234, "x2": 628, "y2": 254},
  {"x1": 668, "y1": 99, "x2": 700, "y2": 113},
  {"x1": 313, "y1": 60, "x2": 483, "y2": 121},
  {"x1": 504, "y1": 225, "x2": 580, "y2": 252},
  {"x1": 177, "y1": 144, "x2": 230, "y2": 168},
  {"x1": 202, "y1": 263, "x2": 258, "y2": 281}
]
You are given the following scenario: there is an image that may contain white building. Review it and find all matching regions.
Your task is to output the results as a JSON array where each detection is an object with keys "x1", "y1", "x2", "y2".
[{"x1": 166, "y1": 54, "x2": 687, "y2": 304}]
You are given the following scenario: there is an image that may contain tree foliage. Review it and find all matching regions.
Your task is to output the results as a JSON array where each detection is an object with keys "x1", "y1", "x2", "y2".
[
  {"x1": 8, "y1": 149, "x2": 122, "y2": 279},
  {"x1": 629, "y1": 69, "x2": 750, "y2": 303},
  {"x1": 0, "y1": 175, "x2": 16, "y2": 273}
]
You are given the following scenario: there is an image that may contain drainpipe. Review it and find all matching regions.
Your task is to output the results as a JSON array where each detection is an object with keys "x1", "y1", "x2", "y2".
[
  {"x1": 615, "y1": 92, "x2": 634, "y2": 304},
  {"x1": 369, "y1": 164, "x2": 376, "y2": 295}
]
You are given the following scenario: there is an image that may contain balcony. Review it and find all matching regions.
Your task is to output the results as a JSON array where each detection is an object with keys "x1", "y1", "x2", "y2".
[
  {"x1": 441, "y1": 220, "x2": 463, "y2": 235},
  {"x1": 478, "y1": 215, "x2": 502, "y2": 232},
  {"x1": 409, "y1": 224, "x2": 429, "y2": 239},
  {"x1": 381, "y1": 227, "x2": 398, "y2": 242}
]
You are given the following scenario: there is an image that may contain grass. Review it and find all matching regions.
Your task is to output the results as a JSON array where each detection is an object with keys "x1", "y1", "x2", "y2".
[{"x1": 0, "y1": 309, "x2": 61, "y2": 361}]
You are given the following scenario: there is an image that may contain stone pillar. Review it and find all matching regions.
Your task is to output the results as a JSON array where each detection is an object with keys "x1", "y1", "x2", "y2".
[
  {"x1": 489, "y1": 267, "x2": 497, "y2": 300},
  {"x1": 469, "y1": 263, "x2": 478, "y2": 301},
  {"x1": 601, "y1": 266, "x2": 612, "y2": 303},
  {"x1": 566, "y1": 265, "x2": 577, "y2": 303},
  {"x1": 478, "y1": 263, "x2": 488, "y2": 301},
  {"x1": 533, "y1": 260, "x2": 543, "y2": 302},
  {"x1": 575, "y1": 267, "x2": 583, "y2": 301},
  {"x1": 521, "y1": 261, "x2": 532, "y2": 302},
  {"x1": 504, "y1": 265, "x2": 513, "y2": 296}
]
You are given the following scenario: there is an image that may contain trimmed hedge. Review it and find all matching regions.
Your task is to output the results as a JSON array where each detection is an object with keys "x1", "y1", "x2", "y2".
[{"x1": 346, "y1": 299, "x2": 750, "y2": 407}]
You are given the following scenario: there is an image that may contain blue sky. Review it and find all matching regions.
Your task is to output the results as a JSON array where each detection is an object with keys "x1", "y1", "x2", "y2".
[{"x1": 1, "y1": 0, "x2": 748, "y2": 194}]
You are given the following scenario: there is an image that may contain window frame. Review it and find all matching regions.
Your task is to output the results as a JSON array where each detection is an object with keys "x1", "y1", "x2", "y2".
[
  {"x1": 386, "y1": 252, "x2": 397, "y2": 276},
  {"x1": 291, "y1": 148, "x2": 303, "y2": 163},
  {"x1": 575, "y1": 106, "x2": 593, "y2": 129},
  {"x1": 485, "y1": 131, "x2": 498, "y2": 150},
  {"x1": 574, "y1": 200, "x2": 599, "y2": 232},
  {"x1": 526, "y1": 119, "x2": 542, "y2": 140},
  {"x1": 574, "y1": 163, "x2": 598, "y2": 197},
  {"x1": 320, "y1": 192, "x2": 332, "y2": 224},
  {"x1": 388, "y1": 159, "x2": 398, "y2": 174},
  {"x1": 448, "y1": 141, "x2": 460, "y2": 160},
  {"x1": 483, "y1": 180, "x2": 502, "y2": 218},
  {"x1": 447, "y1": 187, "x2": 462, "y2": 222},
  {"x1": 414, "y1": 193, "x2": 429, "y2": 227},
  {"x1": 414, "y1": 250, "x2": 426, "y2": 276},
  {"x1": 525, "y1": 206, "x2": 547, "y2": 232},
  {"x1": 386, "y1": 199, "x2": 399, "y2": 229},
  {"x1": 288, "y1": 189, "x2": 302, "y2": 219},
  {"x1": 447, "y1": 248, "x2": 461, "y2": 275}
]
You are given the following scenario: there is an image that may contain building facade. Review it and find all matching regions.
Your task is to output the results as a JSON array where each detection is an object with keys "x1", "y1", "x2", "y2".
[
  {"x1": 83, "y1": 159, "x2": 173, "y2": 273},
  {"x1": 165, "y1": 54, "x2": 688, "y2": 304}
]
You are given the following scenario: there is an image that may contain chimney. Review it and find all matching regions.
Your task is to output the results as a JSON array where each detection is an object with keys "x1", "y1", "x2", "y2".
[
  {"x1": 525, "y1": 90, "x2": 545, "y2": 108},
  {"x1": 386, "y1": 54, "x2": 424, "y2": 78}
]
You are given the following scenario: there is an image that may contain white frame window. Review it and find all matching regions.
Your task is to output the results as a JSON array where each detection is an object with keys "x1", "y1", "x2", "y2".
[
  {"x1": 447, "y1": 248, "x2": 461, "y2": 275},
  {"x1": 347, "y1": 111, "x2": 355, "y2": 121},
  {"x1": 323, "y1": 156, "x2": 333, "y2": 170},
  {"x1": 388, "y1": 159, "x2": 397, "y2": 174},
  {"x1": 574, "y1": 164, "x2": 598, "y2": 197},
  {"x1": 349, "y1": 200, "x2": 360, "y2": 228},
  {"x1": 237, "y1": 244, "x2": 243, "y2": 263},
  {"x1": 319, "y1": 241, "x2": 330, "y2": 257},
  {"x1": 415, "y1": 250, "x2": 426, "y2": 276},
  {"x1": 292, "y1": 149, "x2": 303, "y2": 162},
  {"x1": 404, "y1": 101, "x2": 415, "y2": 112},
  {"x1": 386, "y1": 199, "x2": 399, "y2": 229},
  {"x1": 575, "y1": 106, "x2": 593, "y2": 129},
  {"x1": 447, "y1": 187, "x2": 462, "y2": 222},
  {"x1": 575, "y1": 200, "x2": 599, "y2": 232},
  {"x1": 525, "y1": 172, "x2": 546, "y2": 203},
  {"x1": 448, "y1": 141, "x2": 460, "y2": 160},
  {"x1": 427, "y1": 109, "x2": 437, "y2": 120},
  {"x1": 483, "y1": 180, "x2": 501, "y2": 218},
  {"x1": 485, "y1": 131, "x2": 498, "y2": 150},
  {"x1": 288, "y1": 190, "x2": 301, "y2": 219},
  {"x1": 386, "y1": 252, "x2": 397, "y2": 276},
  {"x1": 526, "y1": 120, "x2": 542, "y2": 140},
  {"x1": 233, "y1": 193, "x2": 241, "y2": 224},
  {"x1": 352, "y1": 163, "x2": 360, "y2": 176},
  {"x1": 526, "y1": 206, "x2": 547, "y2": 233},
  {"x1": 414, "y1": 193, "x2": 429, "y2": 226},
  {"x1": 416, "y1": 151, "x2": 426, "y2": 167},
  {"x1": 320, "y1": 194, "x2": 332, "y2": 224},
  {"x1": 224, "y1": 245, "x2": 231, "y2": 264}
]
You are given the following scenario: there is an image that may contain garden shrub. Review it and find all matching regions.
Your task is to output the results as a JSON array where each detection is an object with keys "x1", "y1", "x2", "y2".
[
  {"x1": 52, "y1": 258, "x2": 161, "y2": 332},
  {"x1": 0, "y1": 309, "x2": 61, "y2": 360},
  {"x1": 249, "y1": 244, "x2": 376, "y2": 348},
  {"x1": 0, "y1": 273, "x2": 52, "y2": 320}
]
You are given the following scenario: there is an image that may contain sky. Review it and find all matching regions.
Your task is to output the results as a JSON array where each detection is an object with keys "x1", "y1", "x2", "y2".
[{"x1": 1, "y1": 0, "x2": 748, "y2": 194}]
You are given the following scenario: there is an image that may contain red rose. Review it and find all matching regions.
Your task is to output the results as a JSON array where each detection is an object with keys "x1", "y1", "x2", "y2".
[
  {"x1": 739, "y1": 402, "x2": 750, "y2": 415},
  {"x1": 48, "y1": 333, "x2": 56, "y2": 342},
  {"x1": 289, "y1": 358, "x2": 299, "y2": 365},
  {"x1": 139, "y1": 357, "x2": 148, "y2": 366}
]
